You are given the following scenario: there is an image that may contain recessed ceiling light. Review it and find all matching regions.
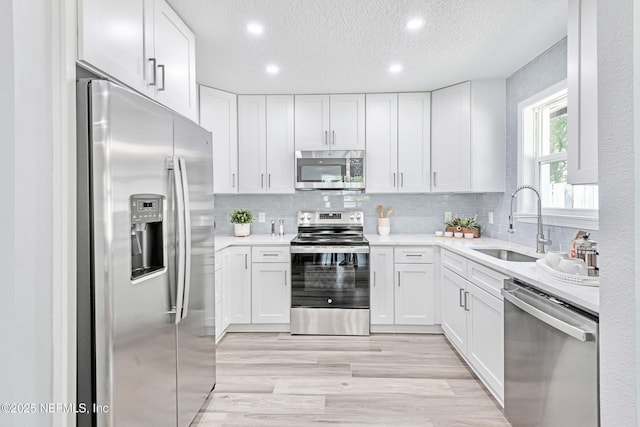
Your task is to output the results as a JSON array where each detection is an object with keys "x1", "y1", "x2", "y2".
[
  {"x1": 389, "y1": 64, "x2": 403, "y2": 73},
  {"x1": 406, "y1": 18, "x2": 426, "y2": 30},
  {"x1": 247, "y1": 22, "x2": 264, "y2": 35},
  {"x1": 266, "y1": 64, "x2": 280, "y2": 75}
]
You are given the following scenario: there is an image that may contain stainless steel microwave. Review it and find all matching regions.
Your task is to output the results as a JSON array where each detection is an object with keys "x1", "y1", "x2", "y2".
[{"x1": 295, "y1": 150, "x2": 365, "y2": 190}]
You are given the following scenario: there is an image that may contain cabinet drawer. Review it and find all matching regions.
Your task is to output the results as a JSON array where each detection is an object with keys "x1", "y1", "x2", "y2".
[
  {"x1": 252, "y1": 246, "x2": 291, "y2": 262},
  {"x1": 467, "y1": 260, "x2": 508, "y2": 299},
  {"x1": 441, "y1": 249, "x2": 467, "y2": 276},
  {"x1": 394, "y1": 246, "x2": 434, "y2": 264}
]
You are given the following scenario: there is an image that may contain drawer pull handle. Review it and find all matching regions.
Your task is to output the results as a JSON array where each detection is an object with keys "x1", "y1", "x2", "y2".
[{"x1": 263, "y1": 253, "x2": 279, "y2": 257}]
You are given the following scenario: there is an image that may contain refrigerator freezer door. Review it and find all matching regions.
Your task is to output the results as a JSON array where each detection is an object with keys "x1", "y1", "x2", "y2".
[
  {"x1": 86, "y1": 80, "x2": 178, "y2": 427},
  {"x1": 173, "y1": 115, "x2": 216, "y2": 426}
]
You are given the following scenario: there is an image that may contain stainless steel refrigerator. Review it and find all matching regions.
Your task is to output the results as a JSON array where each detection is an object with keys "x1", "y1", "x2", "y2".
[{"x1": 76, "y1": 79, "x2": 216, "y2": 426}]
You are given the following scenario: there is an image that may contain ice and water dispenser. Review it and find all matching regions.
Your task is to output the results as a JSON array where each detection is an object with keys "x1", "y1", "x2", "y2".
[{"x1": 130, "y1": 194, "x2": 164, "y2": 280}]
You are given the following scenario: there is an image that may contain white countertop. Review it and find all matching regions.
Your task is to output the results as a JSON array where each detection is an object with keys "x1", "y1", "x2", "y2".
[
  {"x1": 367, "y1": 234, "x2": 599, "y2": 315},
  {"x1": 215, "y1": 233, "x2": 296, "y2": 251},
  {"x1": 214, "y1": 232, "x2": 599, "y2": 315}
]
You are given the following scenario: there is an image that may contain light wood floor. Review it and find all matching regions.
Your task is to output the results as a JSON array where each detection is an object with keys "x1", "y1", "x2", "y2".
[{"x1": 193, "y1": 332, "x2": 511, "y2": 427}]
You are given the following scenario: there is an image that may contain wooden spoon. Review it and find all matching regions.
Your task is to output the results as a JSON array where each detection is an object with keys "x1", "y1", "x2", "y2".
[
  {"x1": 377, "y1": 205, "x2": 384, "y2": 218},
  {"x1": 386, "y1": 207, "x2": 394, "y2": 218}
]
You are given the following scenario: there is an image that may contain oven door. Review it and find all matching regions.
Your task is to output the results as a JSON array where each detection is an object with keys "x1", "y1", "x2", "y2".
[{"x1": 290, "y1": 245, "x2": 370, "y2": 308}]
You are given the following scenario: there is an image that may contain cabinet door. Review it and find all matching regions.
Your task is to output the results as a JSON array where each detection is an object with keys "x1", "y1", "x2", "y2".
[
  {"x1": 251, "y1": 263, "x2": 291, "y2": 324},
  {"x1": 151, "y1": 0, "x2": 197, "y2": 121},
  {"x1": 227, "y1": 247, "x2": 251, "y2": 324},
  {"x1": 398, "y1": 93, "x2": 431, "y2": 193},
  {"x1": 238, "y1": 95, "x2": 267, "y2": 193},
  {"x1": 467, "y1": 282, "x2": 504, "y2": 402},
  {"x1": 294, "y1": 95, "x2": 330, "y2": 150},
  {"x1": 330, "y1": 94, "x2": 366, "y2": 150},
  {"x1": 78, "y1": 0, "x2": 147, "y2": 94},
  {"x1": 431, "y1": 82, "x2": 471, "y2": 192},
  {"x1": 199, "y1": 86, "x2": 238, "y2": 194},
  {"x1": 568, "y1": 0, "x2": 598, "y2": 184},
  {"x1": 266, "y1": 95, "x2": 295, "y2": 193},
  {"x1": 366, "y1": 94, "x2": 399, "y2": 193},
  {"x1": 370, "y1": 247, "x2": 395, "y2": 325},
  {"x1": 440, "y1": 268, "x2": 467, "y2": 353},
  {"x1": 394, "y1": 263, "x2": 434, "y2": 325}
]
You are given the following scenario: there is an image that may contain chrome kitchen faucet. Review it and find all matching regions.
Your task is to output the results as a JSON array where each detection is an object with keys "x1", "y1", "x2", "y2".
[{"x1": 508, "y1": 185, "x2": 552, "y2": 253}]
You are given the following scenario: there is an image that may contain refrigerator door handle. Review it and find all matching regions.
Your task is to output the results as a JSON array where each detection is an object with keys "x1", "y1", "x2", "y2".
[
  {"x1": 178, "y1": 157, "x2": 192, "y2": 321},
  {"x1": 170, "y1": 157, "x2": 187, "y2": 325}
]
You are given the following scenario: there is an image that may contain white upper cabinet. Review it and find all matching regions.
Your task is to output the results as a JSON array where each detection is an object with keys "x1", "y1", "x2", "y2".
[
  {"x1": 568, "y1": 0, "x2": 598, "y2": 184},
  {"x1": 238, "y1": 95, "x2": 295, "y2": 194},
  {"x1": 366, "y1": 93, "x2": 431, "y2": 194},
  {"x1": 398, "y1": 93, "x2": 431, "y2": 193},
  {"x1": 148, "y1": 0, "x2": 197, "y2": 121},
  {"x1": 366, "y1": 94, "x2": 399, "y2": 193},
  {"x1": 238, "y1": 95, "x2": 267, "y2": 193},
  {"x1": 295, "y1": 94, "x2": 365, "y2": 150},
  {"x1": 431, "y1": 80, "x2": 505, "y2": 193},
  {"x1": 199, "y1": 86, "x2": 238, "y2": 194},
  {"x1": 78, "y1": 0, "x2": 197, "y2": 121},
  {"x1": 78, "y1": 0, "x2": 147, "y2": 93}
]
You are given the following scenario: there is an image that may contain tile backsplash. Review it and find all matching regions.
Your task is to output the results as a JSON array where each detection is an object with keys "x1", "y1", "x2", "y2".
[{"x1": 215, "y1": 192, "x2": 477, "y2": 236}]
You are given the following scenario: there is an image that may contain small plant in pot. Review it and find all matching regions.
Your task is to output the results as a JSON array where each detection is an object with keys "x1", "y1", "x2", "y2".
[
  {"x1": 445, "y1": 215, "x2": 481, "y2": 238},
  {"x1": 230, "y1": 209, "x2": 254, "y2": 237}
]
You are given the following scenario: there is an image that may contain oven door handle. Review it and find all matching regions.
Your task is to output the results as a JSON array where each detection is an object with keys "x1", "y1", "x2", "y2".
[
  {"x1": 501, "y1": 288, "x2": 594, "y2": 342},
  {"x1": 291, "y1": 245, "x2": 370, "y2": 254}
]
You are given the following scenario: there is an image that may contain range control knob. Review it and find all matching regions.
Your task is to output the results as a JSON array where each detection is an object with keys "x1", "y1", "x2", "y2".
[
  {"x1": 356, "y1": 214, "x2": 362, "y2": 220},
  {"x1": 350, "y1": 214, "x2": 355, "y2": 220},
  {"x1": 305, "y1": 214, "x2": 311, "y2": 220},
  {"x1": 299, "y1": 214, "x2": 306, "y2": 220}
]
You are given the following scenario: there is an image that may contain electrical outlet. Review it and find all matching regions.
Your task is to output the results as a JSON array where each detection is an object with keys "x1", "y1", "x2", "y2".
[
  {"x1": 258, "y1": 212, "x2": 265, "y2": 223},
  {"x1": 444, "y1": 211, "x2": 452, "y2": 222},
  {"x1": 488, "y1": 212, "x2": 494, "y2": 224}
]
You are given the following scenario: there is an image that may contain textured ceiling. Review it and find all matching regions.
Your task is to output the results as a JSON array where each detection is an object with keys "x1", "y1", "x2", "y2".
[{"x1": 166, "y1": 0, "x2": 567, "y2": 94}]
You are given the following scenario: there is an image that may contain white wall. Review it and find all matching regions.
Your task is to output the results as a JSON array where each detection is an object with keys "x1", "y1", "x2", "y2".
[
  {"x1": 598, "y1": 0, "x2": 638, "y2": 425},
  {"x1": 0, "y1": 1, "x2": 56, "y2": 426}
]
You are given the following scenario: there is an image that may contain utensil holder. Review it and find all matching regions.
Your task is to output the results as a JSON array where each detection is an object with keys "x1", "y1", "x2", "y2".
[{"x1": 378, "y1": 218, "x2": 390, "y2": 236}]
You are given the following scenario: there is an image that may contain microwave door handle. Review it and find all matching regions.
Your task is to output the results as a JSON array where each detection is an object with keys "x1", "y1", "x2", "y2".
[
  {"x1": 332, "y1": 130, "x2": 335, "y2": 145},
  {"x1": 324, "y1": 131, "x2": 328, "y2": 145},
  {"x1": 178, "y1": 158, "x2": 192, "y2": 321}
]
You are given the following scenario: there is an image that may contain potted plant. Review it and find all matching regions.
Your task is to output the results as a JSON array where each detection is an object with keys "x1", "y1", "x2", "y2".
[
  {"x1": 445, "y1": 215, "x2": 481, "y2": 238},
  {"x1": 230, "y1": 209, "x2": 254, "y2": 237}
]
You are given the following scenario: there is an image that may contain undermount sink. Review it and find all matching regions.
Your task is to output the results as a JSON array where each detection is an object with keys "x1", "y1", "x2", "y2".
[{"x1": 472, "y1": 248, "x2": 538, "y2": 263}]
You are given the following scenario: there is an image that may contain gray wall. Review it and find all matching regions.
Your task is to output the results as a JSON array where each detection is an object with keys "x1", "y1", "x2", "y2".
[
  {"x1": 598, "y1": 0, "x2": 637, "y2": 424},
  {"x1": 215, "y1": 192, "x2": 477, "y2": 236},
  {"x1": 476, "y1": 38, "x2": 599, "y2": 252}
]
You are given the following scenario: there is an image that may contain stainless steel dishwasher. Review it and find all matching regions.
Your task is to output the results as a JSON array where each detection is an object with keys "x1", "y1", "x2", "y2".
[{"x1": 502, "y1": 279, "x2": 599, "y2": 427}]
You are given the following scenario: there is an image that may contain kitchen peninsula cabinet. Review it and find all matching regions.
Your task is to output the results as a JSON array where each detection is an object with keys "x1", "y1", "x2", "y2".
[
  {"x1": 366, "y1": 93, "x2": 431, "y2": 193},
  {"x1": 78, "y1": 0, "x2": 197, "y2": 120},
  {"x1": 440, "y1": 249, "x2": 506, "y2": 404},
  {"x1": 431, "y1": 80, "x2": 505, "y2": 193},
  {"x1": 200, "y1": 86, "x2": 238, "y2": 194},
  {"x1": 238, "y1": 95, "x2": 295, "y2": 194},
  {"x1": 294, "y1": 94, "x2": 365, "y2": 150}
]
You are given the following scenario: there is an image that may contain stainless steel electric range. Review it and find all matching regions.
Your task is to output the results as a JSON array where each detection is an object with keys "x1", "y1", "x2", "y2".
[{"x1": 290, "y1": 211, "x2": 370, "y2": 335}]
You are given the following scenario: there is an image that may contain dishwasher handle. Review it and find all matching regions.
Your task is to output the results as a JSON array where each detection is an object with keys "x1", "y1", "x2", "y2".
[{"x1": 501, "y1": 288, "x2": 595, "y2": 342}]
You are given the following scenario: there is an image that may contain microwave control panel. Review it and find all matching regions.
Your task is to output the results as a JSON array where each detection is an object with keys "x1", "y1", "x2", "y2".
[{"x1": 349, "y1": 158, "x2": 364, "y2": 180}]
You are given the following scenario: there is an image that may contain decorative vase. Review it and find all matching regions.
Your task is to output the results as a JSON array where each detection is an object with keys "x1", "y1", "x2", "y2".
[{"x1": 234, "y1": 223, "x2": 251, "y2": 237}]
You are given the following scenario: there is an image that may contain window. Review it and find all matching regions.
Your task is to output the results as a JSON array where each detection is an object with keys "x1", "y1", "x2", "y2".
[{"x1": 518, "y1": 80, "x2": 598, "y2": 229}]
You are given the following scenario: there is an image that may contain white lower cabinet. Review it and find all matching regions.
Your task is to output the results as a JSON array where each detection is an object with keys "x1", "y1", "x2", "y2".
[
  {"x1": 370, "y1": 246, "x2": 435, "y2": 327},
  {"x1": 251, "y1": 247, "x2": 291, "y2": 324},
  {"x1": 227, "y1": 246, "x2": 252, "y2": 324},
  {"x1": 440, "y1": 249, "x2": 505, "y2": 405}
]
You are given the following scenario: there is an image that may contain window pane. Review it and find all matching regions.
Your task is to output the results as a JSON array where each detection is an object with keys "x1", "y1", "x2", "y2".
[
  {"x1": 539, "y1": 160, "x2": 599, "y2": 209},
  {"x1": 538, "y1": 101, "x2": 567, "y2": 156},
  {"x1": 549, "y1": 106, "x2": 567, "y2": 154}
]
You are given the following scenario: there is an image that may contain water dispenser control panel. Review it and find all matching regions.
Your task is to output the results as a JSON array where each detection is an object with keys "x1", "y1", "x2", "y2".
[{"x1": 131, "y1": 196, "x2": 163, "y2": 224}]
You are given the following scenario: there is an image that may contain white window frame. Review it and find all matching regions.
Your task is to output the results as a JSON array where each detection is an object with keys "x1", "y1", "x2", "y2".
[{"x1": 517, "y1": 79, "x2": 599, "y2": 230}]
